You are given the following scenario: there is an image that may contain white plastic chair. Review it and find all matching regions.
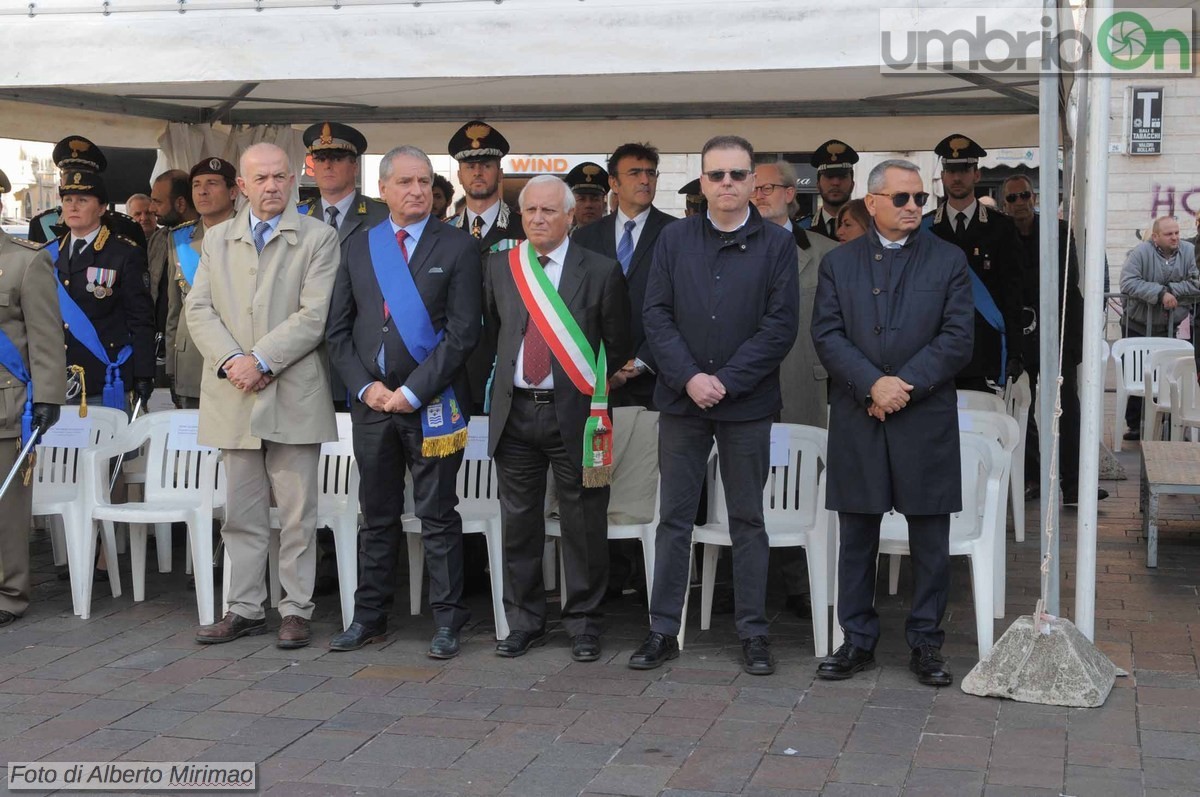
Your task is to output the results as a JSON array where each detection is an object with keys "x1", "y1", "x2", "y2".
[
  {"x1": 1168, "y1": 357, "x2": 1200, "y2": 441},
  {"x1": 957, "y1": 388, "x2": 1006, "y2": 414},
  {"x1": 833, "y1": 433, "x2": 1005, "y2": 660},
  {"x1": 689, "y1": 425, "x2": 833, "y2": 658},
  {"x1": 1110, "y1": 337, "x2": 1192, "y2": 451},
  {"x1": 82, "y1": 411, "x2": 221, "y2": 624},
  {"x1": 1142, "y1": 350, "x2": 1193, "y2": 442},
  {"x1": 1002, "y1": 374, "x2": 1031, "y2": 542},
  {"x1": 32, "y1": 406, "x2": 127, "y2": 616},
  {"x1": 404, "y1": 416, "x2": 509, "y2": 641}
]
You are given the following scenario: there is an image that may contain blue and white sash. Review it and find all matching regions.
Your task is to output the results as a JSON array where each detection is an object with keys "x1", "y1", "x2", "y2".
[
  {"x1": 968, "y1": 269, "x2": 1008, "y2": 383},
  {"x1": 55, "y1": 284, "x2": 132, "y2": 410},
  {"x1": 0, "y1": 328, "x2": 35, "y2": 445},
  {"x1": 172, "y1": 226, "x2": 201, "y2": 286}
]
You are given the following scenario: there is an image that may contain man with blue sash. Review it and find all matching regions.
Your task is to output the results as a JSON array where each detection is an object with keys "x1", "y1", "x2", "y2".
[
  {"x1": 926, "y1": 134, "x2": 1026, "y2": 393},
  {"x1": 165, "y1": 158, "x2": 238, "y2": 410},
  {"x1": 0, "y1": 170, "x2": 68, "y2": 627},
  {"x1": 52, "y1": 169, "x2": 156, "y2": 411},
  {"x1": 325, "y1": 145, "x2": 481, "y2": 658}
]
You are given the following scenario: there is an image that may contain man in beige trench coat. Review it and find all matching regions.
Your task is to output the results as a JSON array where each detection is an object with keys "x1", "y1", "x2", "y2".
[{"x1": 186, "y1": 143, "x2": 339, "y2": 649}]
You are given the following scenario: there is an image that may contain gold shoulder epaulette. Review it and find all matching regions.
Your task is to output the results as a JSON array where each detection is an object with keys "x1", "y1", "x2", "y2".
[
  {"x1": 116, "y1": 235, "x2": 138, "y2": 247},
  {"x1": 10, "y1": 237, "x2": 47, "y2": 251},
  {"x1": 171, "y1": 219, "x2": 199, "y2": 232}
]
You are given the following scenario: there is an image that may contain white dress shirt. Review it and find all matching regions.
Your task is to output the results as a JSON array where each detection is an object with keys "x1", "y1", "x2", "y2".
[
  {"x1": 614, "y1": 206, "x2": 652, "y2": 253},
  {"x1": 514, "y1": 237, "x2": 571, "y2": 389},
  {"x1": 949, "y1": 198, "x2": 977, "y2": 231},
  {"x1": 68, "y1": 226, "x2": 101, "y2": 255},
  {"x1": 468, "y1": 200, "x2": 502, "y2": 239}
]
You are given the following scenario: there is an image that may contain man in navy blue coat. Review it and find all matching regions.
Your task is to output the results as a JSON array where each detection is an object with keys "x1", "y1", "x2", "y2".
[
  {"x1": 811, "y1": 159, "x2": 973, "y2": 687},
  {"x1": 629, "y1": 135, "x2": 799, "y2": 676}
]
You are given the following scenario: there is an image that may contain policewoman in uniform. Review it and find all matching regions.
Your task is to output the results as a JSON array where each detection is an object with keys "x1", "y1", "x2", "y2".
[
  {"x1": 0, "y1": 167, "x2": 67, "y2": 627},
  {"x1": 166, "y1": 158, "x2": 239, "y2": 409},
  {"x1": 52, "y1": 170, "x2": 156, "y2": 409}
]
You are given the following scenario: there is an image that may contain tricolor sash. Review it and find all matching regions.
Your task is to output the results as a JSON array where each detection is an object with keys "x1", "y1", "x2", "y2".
[
  {"x1": 508, "y1": 242, "x2": 613, "y2": 488},
  {"x1": 55, "y1": 283, "x2": 132, "y2": 411},
  {"x1": 172, "y1": 226, "x2": 201, "y2": 286},
  {"x1": 0, "y1": 328, "x2": 35, "y2": 446},
  {"x1": 366, "y1": 221, "x2": 467, "y2": 457},
  {"x1": 967, "y1": 269, "x2": 1008, "y2": 383}
]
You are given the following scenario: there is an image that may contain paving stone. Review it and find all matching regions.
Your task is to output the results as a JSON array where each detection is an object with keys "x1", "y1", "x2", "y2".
[
  {"x1": 389, "y1": 715, "x2": 498, "y2": 740},
  {"x1": 136, "y1": 658, "x2": 233, "y2": 684},
  {"x1": 278, "y1": 730, "x2": 371, "y2": 761},
  {"x1": 118, "y1": 735, "x2": 215, "y2": 762},
  {"x1": 8, "y1": 692, "x2": 91, "y2": 716},
  {"x1": 303, "y1": 760, "x2": 407, "y2": 788},
  {"x1": 1141, "y1": 729, "x2": 1200, "y2": 761},
  {"x1": 488, "y1": 704, "x2": 583, "y2": 726},
  {"x1": 230, "y1": 716, "x2": 320, "y2": 747},
  {"x1": 349, "y1": 733, "x2": 475, "y2": 768},
  {"x1": 845, "y1": 722, "x2": 922, "y2": 757},
  {"x1": 983, "y1": 756, "x2": 1064, "y2": 790},
  {"x1": 637, "y1": 715, "x2": 714, "y2": 740},
  {"x1": 830, "y1": 752, "x2": 911, "y2": 787},
  {"x1": 465, "y1": 687, "x2": 569, "y2": 707},
  {"x1": 748, "y1": 753, "x2": 833, "y2": 791},
  {"x1": 1143, "y1": 757, "x2": 1200, "y2": 791},
  {"x1": 654, "y1": 698, "x2": 729, "y2": 720},
  {"x1": 541, "y1": 674, "x2": 649, "y2": 696},
  {"x1": 1064, "y1": 763, "x2": 1145, "y2": 797},
  {"x1": 249, "y1": 671, "x2": 328, "y2": 693},
  {"x1": 1065, "y1": 739, "x2": 1142, "y2": 769},
  {"x1": 73, "y1": 729, "x2": 155, "y2": 752},
  {"x1": 530, "y1": 741, "x2": 621, "y2": 769},
  {"x1": 319, "y1": 711, "x2": 396, "y2": 733},
  {"x1": 612, "y1": 734, "x2": 695, "y2": 768},
  {"x1": 423, "y1": 700, "x2": 500, "y2": 720},
  {"x1": 257, "y1": 756, "x2": 323, "y2": 790},
  {"x1": 913, "y1": 734, "x2": 991, "y2": 771},
  {"x1": 452, "y1": 746, "x2": 539, "y2": 776},
  {"x1": 818, "y1": 785, "x2": 901, "y2": 797},
  {"x1": 697, "y1": 719, "x2": 780, "y2": 752},
  {"x1": 500, "y1": 763, "x2": 598, "y2": 797},
  {"x1": 355, "y1": 664, "x2": 441, "y2": 681},
  {"x1": 394, "y1": 766, "x2": 513, "y2": 796},
  {"x1": 667, "y1": 749, "x2": 762, "y2": 793},
  {"x1": 584, "y1": 763, "x2": 675, "y2": 796},
  {"x1": 168, "y1": 710, "x2": 259, "y2": 740},
  {"x1": 903, "y1": 767, "x2": 985, "y2": 796},
  {"x1": 559, "y1": 710, "x2": 647, "y2": 745},
  {"x1": 564, "y1": 693, "x2": 665, "y2": 714}
]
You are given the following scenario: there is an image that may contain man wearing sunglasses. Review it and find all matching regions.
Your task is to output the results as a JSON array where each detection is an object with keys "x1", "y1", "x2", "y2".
[
  {"x1": 634, "y1": 135, "x2": 799, "y2": 676},
  {"x1": 927, "y1": 134, "x2": 1027, "y2": 394},
  {"x1": 812, "y1": 159, "x2": 973, "y2": 687}
]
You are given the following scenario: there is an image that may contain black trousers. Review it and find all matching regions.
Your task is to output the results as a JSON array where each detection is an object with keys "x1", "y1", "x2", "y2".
[
  {"x1": 352, "y1": 413, "x2": 469, "y2": 631},
  {"x1": 494, "y1": 393, "x2": 609, "y2": 637},
  {"x1": 837, "y1": 512, "x2": 950, "y2": 651},
  {"x1": 649, "y1": 413, "x2": 772, "y2": 640},
  {"x1": 1025, "y1": 363, "x2": 1081, "y2": 492}
]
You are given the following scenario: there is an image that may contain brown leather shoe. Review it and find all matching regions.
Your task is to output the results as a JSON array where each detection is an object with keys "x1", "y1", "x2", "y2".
[
  {"x1": 195, "y1": 611, "x2": 267, "y2": 644},
  {"x1": 277, "y1": 615, "x2": 311, "y2": 649}
]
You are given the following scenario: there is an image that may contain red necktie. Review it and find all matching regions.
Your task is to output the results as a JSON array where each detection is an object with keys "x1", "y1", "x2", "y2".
[
  {"x1": 383, "y1": 229, "x2": 410, "y2": 320},
  {"x1": 522, "y1": 255, "x2": 553, "y2": 385}
]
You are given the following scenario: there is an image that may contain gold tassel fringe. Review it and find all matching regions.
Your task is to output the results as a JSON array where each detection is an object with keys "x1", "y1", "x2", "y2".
[
  {"x1": 422, "y1": 427, "x2": 469, "y2": 458},
  {"x1": 582, "y1": 464, "x2": 613, "y2": 489}
]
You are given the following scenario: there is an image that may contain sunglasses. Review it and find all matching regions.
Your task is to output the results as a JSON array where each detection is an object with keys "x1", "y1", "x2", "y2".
[
  {"x1": 703, "y1": 169, "x2": 752, "y2": 182},
  {"x1": 870, "y1": 191, "x2": 930, "y2": 208},
  {"x1": 1005, "y1": 191, "x2": 1033, "y2": 203}
]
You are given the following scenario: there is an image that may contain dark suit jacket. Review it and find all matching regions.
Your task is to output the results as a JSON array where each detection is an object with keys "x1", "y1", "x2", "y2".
[
  {"x1": 812, "y1": 228, "x2": 974, "y2": 515},
  {"x1": 484, "y1": 241, "x2": 631, "y2": 464},
  {"x1": 927, "y1": 202, "x2": 1026, "y2": 382},
  {"x1": 1017, "y1": 217, "x2": 1083, "y2": 367},
  {"x1": 572, "y1": 206, "x2": 675, "y2": 406},
  {"x1": 325, "y1": 217, "x2": 482, "y2": 426},
  {"x1": 54, "y1": 228, "x2": 156, "y2": 394}
]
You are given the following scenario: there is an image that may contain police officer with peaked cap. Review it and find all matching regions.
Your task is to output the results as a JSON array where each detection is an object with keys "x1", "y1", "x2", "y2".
[
  {"x1": 798, "y1": 139, "x2": 859, "y2": 240},
  {"x1": 564, "y1": 161, "x2": 609, "y2": 229}
]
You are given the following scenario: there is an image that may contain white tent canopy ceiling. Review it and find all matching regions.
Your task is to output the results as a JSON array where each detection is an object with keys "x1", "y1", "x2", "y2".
[{"x1": 0, "y1": 0, "x2": 1049, "y2": 152}]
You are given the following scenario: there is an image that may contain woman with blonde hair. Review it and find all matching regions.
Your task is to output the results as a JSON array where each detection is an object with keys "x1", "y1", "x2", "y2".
[{"x1": 835, "y1": 199, "x2": 871, "y2": 243}]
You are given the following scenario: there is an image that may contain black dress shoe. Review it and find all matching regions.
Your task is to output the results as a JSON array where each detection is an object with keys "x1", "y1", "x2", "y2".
[
  {"x1": 328, "y1": 621, "x2": 388, "y2": 652},
  {"x1": 0, "y1": 609, "x2": 16, "y2": 627},
  {"x1": 628, "y1": 631, "x2": 679, "y2": 670},
  {"x1": 571, "y1": 634, "x2": 601, "y2": 662},
  {"x1": 816, "y1": 642, "x2": 876, "y2": 681},
  {"x1": 910, "y1": 643, "x2": 953, "y2": 687},
  {"x1": 495, "y1": 628, "x2": 546, "y2": 658},
  {"x1": 741, "y1": 635, "x2": 776, "y2": 676},
  {"x1": 1123, "y1": 428, "x2": 1141, "y2": 441},
  {"x1": 428, "y1": 627, "x2": 460, "y2": 659},
  {"x1": 1062, "y1": 487, "x2": 1109, "y2": 506}
]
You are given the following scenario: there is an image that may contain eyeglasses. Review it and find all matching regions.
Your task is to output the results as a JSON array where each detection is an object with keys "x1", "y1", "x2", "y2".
[
  {"x1": 1005, "y1": 191, "x2": 1033, "y2": 203},
  {"x1": 870, "y1": 191, "x2": 930, "y2": 208},
  {"x1": 751, "y1": 183, "x2": 789, "y2": 196},
  {"x1": 703, "y1": 169, "x2": 752, "y2": 182},
  {"x1": 619, "y1": 168, "x2": 659, "y2": 179}
]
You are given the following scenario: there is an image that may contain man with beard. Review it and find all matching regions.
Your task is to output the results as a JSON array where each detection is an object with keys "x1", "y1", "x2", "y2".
[
  {"x1": 564, "y1": 162, "x2": 609, "y2": 230},
  {"x1": 926, "y1": 134, "x2": 1025, "y2": 393},
  {"x1": 798, "y1": 139, "x2": 859, "y2": 240},
  {"x1": 165, "y1": 158, "x2": 238, "y2": 409},
  {"x1": 149, "y1": 171, "x2": 197, "y2": 346},
  {"x1": 432, "y1": 174, "x2": 455, "y2": 221}
]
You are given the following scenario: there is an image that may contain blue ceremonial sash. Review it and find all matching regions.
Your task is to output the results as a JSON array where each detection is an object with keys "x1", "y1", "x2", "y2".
[
  {"x1": 0, "y1": 328, "x2": 35, "y2": 445},
  {"x1": 967, "y1": 268, "x2": 1008, "y2": 383},
  {"x1": 366, "y1": 221, "x2": 467, "y2": 457},
  {"x1": 45, "y1": 239, "x2": 60, "y2": 262},
  {"x1": 172, "y1": 226, "x2": 201, "y2": 286},
  {"x1": 55, "y1": 283, "x2": 132, "y2": 410}
]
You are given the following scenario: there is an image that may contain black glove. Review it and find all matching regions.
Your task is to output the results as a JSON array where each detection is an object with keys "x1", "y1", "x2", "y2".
[
  {"x1": 154, "y1": 332, "x2": 166, "y2": 361},
  {"x1": 31, "y1": 403, "x2": 61, "y2": 440},
  {"x1": 134, "y1": 378, "x2": 155, "y2": 406},
  {"x1": 1006, "y1": 358, "x2": 1024, "y2": 382}
]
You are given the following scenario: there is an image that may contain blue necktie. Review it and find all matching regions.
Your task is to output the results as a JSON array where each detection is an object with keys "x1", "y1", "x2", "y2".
[
  {"x1": 616, "y1": 219, "x2": 636, "y2": 275},
  {"x1": 253, "y1": 220, "x2": 272, "y2": 254}
]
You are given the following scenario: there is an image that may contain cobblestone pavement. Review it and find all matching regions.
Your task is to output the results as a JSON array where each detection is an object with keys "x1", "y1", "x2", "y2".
[{"x1": 0, "y1": 430, "x2": 1197, "y2": 796}]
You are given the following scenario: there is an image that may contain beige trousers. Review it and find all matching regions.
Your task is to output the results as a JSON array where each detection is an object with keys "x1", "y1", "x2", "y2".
[
  {"x1": 0, "y1": 438, "x2": 32, "y2": 616},
  {"x1": 221, "y1": 442, "x2": 320, "y2": 620}
]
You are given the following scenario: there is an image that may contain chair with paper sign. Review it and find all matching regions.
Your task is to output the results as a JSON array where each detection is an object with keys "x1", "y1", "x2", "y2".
[
  {"x1": 32, "y1": 405, "x2": 127, "y2": 617},
  {"x1": 80, "y1": 410, "x2": 221, "y2": 624}
]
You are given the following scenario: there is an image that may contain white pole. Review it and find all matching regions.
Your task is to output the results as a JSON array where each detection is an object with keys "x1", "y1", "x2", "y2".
[
  {"x1": 1075, "y1": 0, "x2": 1113, "y2": 642},
  {"x1": 1036, "y1": 0, "x2": 1061, "y2": 616}
]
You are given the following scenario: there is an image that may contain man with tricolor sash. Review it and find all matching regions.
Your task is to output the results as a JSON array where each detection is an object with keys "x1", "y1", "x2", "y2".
[
  {"x1": 0, "y1": 170, "x2": 67, "y2": 627},
  {"x1": 484, "y1": 175, "x2": 631, "y2": 663},
  {"x1": 165, "y1": 157, "x2": 238, "y2": 409},
  {"x1": 325, "y1": 145, "x2": 481, "y2": 658},
  {"x1": 51, "y1": 169, "x2": 156, "y2": 411}
]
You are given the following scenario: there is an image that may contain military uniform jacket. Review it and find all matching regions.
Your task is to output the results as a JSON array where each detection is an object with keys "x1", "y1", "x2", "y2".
[
  {"x1": 54, "y1": 227, "x2": 155, "y2": 398},
  {"x1": 0, "y1": 232, "x2": 67, "y2": 438},
  {"x1": 30, "y1": 207, "x2": 148, "y2": 250},
  {"x1": 299, "y1": 192, "x2": 389, "y2": 249},
  {"x1": 811, "y1": 229, "x2": 974, "y2": 515},
  {"x1": 450, "y1": 201, "x2": 525, "y2": 255},
  {"x1": 927, "y1": 202, "x2": 1026, "y2": 381},
  {"x1": 185, "y1": 203, "x2": 339, "y2": 450},
  {"x1": 797, "y1": 209, "x2": 838, "y2": 241},
  {"x1": 165, "y1": 216, "x2": 233, "y2": 399}
]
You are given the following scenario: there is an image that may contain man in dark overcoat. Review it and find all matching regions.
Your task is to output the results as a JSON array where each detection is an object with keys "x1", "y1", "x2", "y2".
[{"x1": 811, "y1": 159, "x2": 973, "y2": 687}]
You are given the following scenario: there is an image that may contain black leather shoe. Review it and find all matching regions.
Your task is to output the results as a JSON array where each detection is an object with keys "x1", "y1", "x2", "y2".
[
  {"x1": 628, "y1": 631, "x2": 679, "y2": 670},
  {"x1": 741, "y1": 635, "x2": 776, "y2": 676},
  {"x1": 910, "y1": 643, "x2": 953, "y2": 687},
  {"x1": 816, "y1": 642, "x2": 876, "y2": 680},
  {"x1": 496, "y1": 628, "x2": 546, "y2": 658},
  {"x1": 0, "y1": 609, "x2": 16, "y2": 627},
  {"x1": 428, "y1": 627, "x2": 460, "y2": 659},
  {"x1": 571, "y1": 634, "x2": 601, "y2": 662},
  {"x1": 1062, "y1": 487, "x2": 1109, "y2": 506},
  {"x1": 328, "y1": 621, "x2": 387, "y2": 652},
  {"x1": 1123, "y1": 428, "x2": 1140, "y2": 441}
]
